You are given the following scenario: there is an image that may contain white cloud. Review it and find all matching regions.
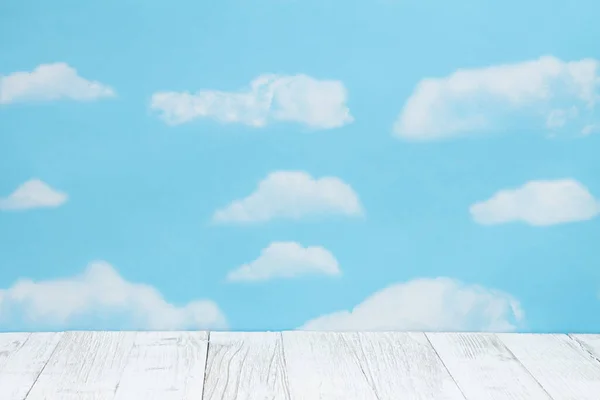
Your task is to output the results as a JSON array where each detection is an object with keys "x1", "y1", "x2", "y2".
[
  {"x1": 0, "y1": 179, "x2": 68, "y2": 211},
  {"x1": 394, "y1": 56, "x2": 600, "y2": 140},
  {"x1": 213, "y1": 171, "x2": 363, "y2": 223},
  {"x1": 227, "y1": 241, "x2": 341, "y2": 282},
  {"x1": 300, "y1": 278, "x2": 524, "y2": 332},
  {"x1": 150, "y1": 74, "x2": 353, "y2": 129},
  {"x1": 470, "y1": 179, "x2": 600, "y2": 226},
  {"x1": 582, "y1": 123, "x2": 600, "y2": 135},
  {"x1": 0, "y1": 63, "x2": 115, "y2": 104},
  {"x1": 0, "y1": 261, "x2": 227, "y2": 330}
]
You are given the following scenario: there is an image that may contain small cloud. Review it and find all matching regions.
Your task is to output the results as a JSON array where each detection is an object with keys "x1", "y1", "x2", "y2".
[
  {"x1": 582, "y1": 123, "x2": 600, "y2": 135},
  {"x1": 0, "y1": 179, "x2": 68, "y2": 211},
  {"x1": 0, "y1": 261, "x2": 227, "y2": 330},
  {"x1": 213, "y1": 171, "x2": 363, "y2": 224},
  {"x1": 470, "y1": 179, "x2": 600, "y2": 226},
  {"x1": 150, "y1": 74, "x2": 353, "y2": 129},
  {"x1": 0, "y1": 63, "x2": 115, "y2": 104},
  {"x1": 300, "y1": 277, "x2": 524, "y2": 332},
  {"x1": 227, "y1": 241, "x2": 341, "y2": 282},
  {"x1": 394, "y1": 56, "x2": 600, "y2": 141}
]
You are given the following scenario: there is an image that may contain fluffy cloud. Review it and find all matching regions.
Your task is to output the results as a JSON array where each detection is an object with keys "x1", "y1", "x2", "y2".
[
  {"x1": 300, "y1": 278, "x2": 524, "y2": 332},
  {"x1": 0, "y1": 179, "x2": 68, "y2": 211},
  {"x1": 213, "y1": 171, "x2": 363, "y2": 223},
  {"x1": 227, "y1": 241, "x2": 341, "y2": 282},
  {"x1": 394, "y1": 56, "x2": 600, "y2": 140},
  {"x1": 470, "y1": 179, "x2": 600, "y2": 226},
  {"x1": 0, "y1": 63, "x2": 115, "y2": 104},
  {"x1": 150, "y1": 74, "x2": 353, "y2": 129},
  {"x1": 0, "y1": 261, "x2": 227, "y2": 330}
]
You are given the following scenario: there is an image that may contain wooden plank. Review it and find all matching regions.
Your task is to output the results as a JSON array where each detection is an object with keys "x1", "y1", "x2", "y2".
[
  {"x1": 203, "y1": 332, "x2": 290, "y2": 400},
  {"x1": 25, "y1": 331, "x2": 137, "y2": 400},
  {"x1": 570, "y1": 334, "x2": 600, "y2": 361},
  {"x1": 0, "y1": 332, "x2": 63, "y2": 400},
  {"x1": 112, "y1": 331, "x2": 208, "y2": 400},
  {"x1": 282, "y1": 331, "x2": 465, "y2": 400},
  {"x1": 498, "y1": 333, "x2": 600, "y2": 400},
  {"x1": 0, "y1": 333, "x2": 31, "y2": 374},
  {"x1": 426, "y1": 332, "x2": 551, "y2": 400}
]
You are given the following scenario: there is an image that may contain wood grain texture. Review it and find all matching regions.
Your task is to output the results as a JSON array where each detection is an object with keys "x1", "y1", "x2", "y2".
[
  {"x1": 426, "y1": 332, "x2": 551, "y2": 400},
  {"x1": 0, "y1": 333, "x2": 32, "y2": 390},
  {"x1": 112, "y1": 331, "x2": 208, "y2": 400},
  {"x1": 25, "y1": 331, "x2": 137, "y2": 400},
  {"x1": 283, "y1": 331, "x2": 465, "y2": 400},
  {"x1": 2, "y1": 330, "x2": 600, "y2": 400},
  {"x1": 203, "y1": 331, "x2": 290, "y2": 400},
  {"x1": 498, "y1": 333, "x2": 600, "y2": 400},
  {"x1": 0, "y1": 332, "x2": 62, "y2": 400},
  {"x1": 570, "y1": 334, "x2": 600, "y2": 361}
]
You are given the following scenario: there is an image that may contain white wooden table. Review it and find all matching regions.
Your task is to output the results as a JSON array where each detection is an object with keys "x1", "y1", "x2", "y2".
[{"x1": 1, "y1": 331, "x2": 599, "y2": 399}]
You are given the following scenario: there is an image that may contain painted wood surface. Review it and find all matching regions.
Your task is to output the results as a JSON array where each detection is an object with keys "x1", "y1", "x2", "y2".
[
  {"x1": 0, "y1": 332, "x2": 63, "y2": 400},
  {"x1": 24, "y1": 331, "x2": 137, "y2": 400},
  {"x1": 283, "y1": 331, "x2": 465, "y2": 400},
  {"x1": 3, "y1": 331, "x2": 600, "y2": 399},
  {"x1": 203, "y1": 332, "x2": 290, "y2": 400},
  {"x1": 498, "y1": 333, "x2": 600, "y2": 400},
  {"x1": 426, "y1": 332, "x2": 551, "y2": 400},
  {"x1": 113, "y1": 331, "x2": 208, "y2": 400},
  {"x1": 570, "y1": 334, "x2": 600, "y2": 361}
]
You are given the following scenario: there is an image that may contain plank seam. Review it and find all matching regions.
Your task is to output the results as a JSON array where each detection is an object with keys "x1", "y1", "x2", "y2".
[
  {"x1": 0, "y1": 333, "x2": 32, "y2": 378},
  {"x1": 423, "y1": 333, "x2": 469, "y2": 400},
  {"x1": 567, "y1": 334, "x2": 600, "y2": 366},
  {"x1": 354, "y1": 333, "x2": 382, "y2": 400},
  {"x1": 0, "y1": 333, "x2": 32, "y2": 369},
  {"x1": 21, "y1": 333, "x2": 63, "y2": 400},
  {"x1": 278, "y1": 332, "x2": 293, "y2": 400},
  {"x1": 495, "y1": 334, "x2": 556, "y2": 400},
  {"x1": 201, "y1": 331, "x2": 211, "y2": 400},
  {"x1": 14, "y1": 333, "x2": 33, "y2": 355}
]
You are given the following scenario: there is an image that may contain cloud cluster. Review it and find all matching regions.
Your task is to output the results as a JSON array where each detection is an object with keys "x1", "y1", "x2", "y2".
[
  {"x1": 470, "y1": 179, "x2": 600, "y2": 226},
  {"x1": 150, "y1": 74, "x2": 353, "y2": 129},
  {"x1": 0, "y1": 262, "x2": 227, "y2": 330},
  {"x1": 0, "y1": 179, "x2": 68, "y2": 211},
  {"x1": 6, "y1": 56, "x2": 600, "y2": 332},
  {"x1": 300, "y1": 277, "x2": 524, "y2": 332},
  {"x1": 227, "y1": 241, "x2": 341, "y2": 282},
  {"x1": 213, "y1": 171, "x2": 362, "y2": 224},
  {"x1": 0, "y1": 63, "x2": 115, "y2": 104},
  {"x1": 394, "y1": 56, "x2": 600, "y2": 140}
]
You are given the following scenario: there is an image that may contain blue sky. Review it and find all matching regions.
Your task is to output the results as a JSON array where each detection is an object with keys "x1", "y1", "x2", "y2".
[{"x1": 0, "y1": 0, "x2": 599, "y2": 333}]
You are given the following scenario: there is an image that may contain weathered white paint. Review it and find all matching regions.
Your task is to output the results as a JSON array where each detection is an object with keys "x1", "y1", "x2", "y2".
[
  {"x1": 0, "y1": 332, "x2": 62, "y2": 400},
  {"x1": 570, "y1": 334, "x2": 600, "y2": 361},
  {"x1": 113, "y1": 331, "x2": 208, "y2": 400},
  {"x1": 25, "y1": 331, "x2": 137, "y2": 400},
  {"x1": 283, "y1": 331, "x2": 465, "y2": 400},
  {"x1": 427, "y1": 332, "x2": 552, "y2": 400},
  {"x1": 204, "y1": 332, "x2": 290, "y2": 400},
  {"x1": 499, "y1": 333, "x2": 600, "y2": 400},
  {"x1": 1, "y1": 331, "x2": 600, "y2": 399}
]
